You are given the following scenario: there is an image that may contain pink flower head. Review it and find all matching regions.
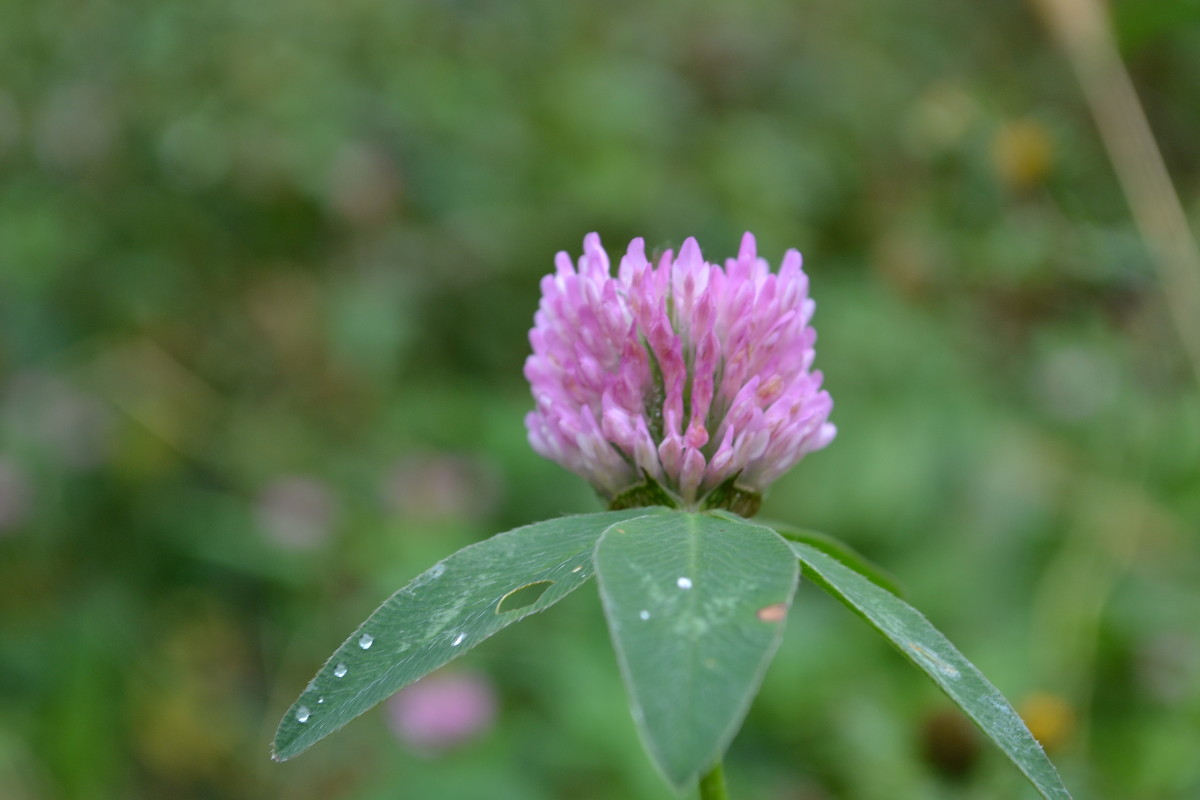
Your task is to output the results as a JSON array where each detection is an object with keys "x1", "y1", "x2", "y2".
[
  {"x1": 386, "y1": 671, "x2": 497, "y2": 754},
  {"x1": 524, "y1": 232, "x2": 835, "y2": 513}
]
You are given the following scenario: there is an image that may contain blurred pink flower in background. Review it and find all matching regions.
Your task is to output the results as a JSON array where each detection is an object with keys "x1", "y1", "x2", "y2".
[
  {"x1": 3, "y1": 370, "x2": 112, "y2": 470},
  {"x1": 379, "y1": 452, "x2": 502, "y2": 524},
  {"x1": 34, "y1": 81, "x2": 119, "y2": 173},
  {"x1": 386, "y1": 671, "x2": 497, "y2": 755},
  {"x1": 0, "y1": 457, "x2": 32, "y2": 534},
  {"x1": 325, "y1": 140, "x2": 402, "y2": 229},
  {"x1": 255, "y1": 475, "x2": 338, "y2": 551}
]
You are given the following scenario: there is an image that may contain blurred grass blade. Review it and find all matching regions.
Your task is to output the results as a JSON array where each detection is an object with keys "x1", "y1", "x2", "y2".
[
  {"x1": 272, "y1": 507, "x2": 669, "y2": 761},
  {"x1": 594, "y1": 512, "x2": 798, "y2": 790},
  {"x1": 789, "y1": 540, "x2": 1072, "y2": 800},
  {"x1": 758, "y1": 518, "x2": 904, "y2": 596}
]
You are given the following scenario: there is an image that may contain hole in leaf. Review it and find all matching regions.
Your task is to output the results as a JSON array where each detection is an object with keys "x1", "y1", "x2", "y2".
[{"x1": 496, "y1": 580, "x2": 554, "y2": 613}]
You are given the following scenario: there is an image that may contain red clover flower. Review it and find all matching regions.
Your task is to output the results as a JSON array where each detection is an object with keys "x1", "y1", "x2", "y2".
[
  {"x1": 277, "y1": 233, "x2": 1071, "y2": 800},
  {"x1": 525, "y1": 233, "x2": 835, "y2": 514}
]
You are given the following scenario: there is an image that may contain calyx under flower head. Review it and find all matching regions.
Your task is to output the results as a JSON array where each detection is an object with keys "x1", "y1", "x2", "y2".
[{"x1": 524, "y1": 232, "x2": 835, "y2": 514}]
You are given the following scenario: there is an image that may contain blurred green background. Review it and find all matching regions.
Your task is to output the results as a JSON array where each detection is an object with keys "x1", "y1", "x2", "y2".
[{"x1": 2, "y1": 0, "x2": 1199, "y2": 798}]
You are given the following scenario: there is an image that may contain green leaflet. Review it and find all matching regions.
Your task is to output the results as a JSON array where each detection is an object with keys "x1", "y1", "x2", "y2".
[
  {"x1": 788, "y1": 538, "x2": 1073, "y2": 800},
  {"x1": 757, "y1": 517, "x2": 905, "y2": 597},
  {"x1": 272, "y1": 507, "x2": 669, "y2": 761},
  {"x1": 594, "y1": 512, "x2": 798, "y2": 790}
]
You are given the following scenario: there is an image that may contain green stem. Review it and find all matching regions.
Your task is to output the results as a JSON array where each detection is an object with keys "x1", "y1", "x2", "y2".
[{"x1": 698, "y1": 760, "x2": 728, "y2": 800}]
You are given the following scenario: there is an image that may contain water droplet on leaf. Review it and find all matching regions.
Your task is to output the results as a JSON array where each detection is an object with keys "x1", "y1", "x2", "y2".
[
  {"x1": 452, "y1": 632, "x2": 466, "y2": 647},
  {"x1": 359, "y1": 633, "x2": 374, "y2": 649},
  {"x1": 296, "y1": 706, "x2": 311, "y2": 723},
  {"x1": 334, "y1": 663, "x2": 348, "y2": 678},
  {"x1": 639, "y1": 610, "x2": 650, "y2": 621},
  {"x1": 677, "y1": 577, "x2": 693, "y2": 589}
]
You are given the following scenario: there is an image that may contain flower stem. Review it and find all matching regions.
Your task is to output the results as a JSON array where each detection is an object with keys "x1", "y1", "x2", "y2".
[{"x1": 699, "y1": 760, "x2": 728, "y2": 800}]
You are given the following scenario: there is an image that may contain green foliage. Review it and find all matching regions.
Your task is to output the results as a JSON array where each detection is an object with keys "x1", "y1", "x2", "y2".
[
  {"x1": 273, "y1": 508, "x2": 667, "y2": 761},
  {"x1": 2, "y1": 0, "x2": 1199, "y2": 798},
  {"x1": 790, "y1": 539, "x2": 1073, "y2": 800},
  {"x1": 274, "y1": 508, "x2": 1074, "y2": 797},
  {"x1": 594, "y1": 512, "x2": 797, "y2": 790},
  {"x1": 761, "y1": 518, "x2": 905, "y2": 597}
]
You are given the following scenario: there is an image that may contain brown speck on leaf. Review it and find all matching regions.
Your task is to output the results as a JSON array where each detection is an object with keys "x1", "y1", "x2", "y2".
[{"x1": 756, "y1": 603, "x2": 788, "y2": 622}]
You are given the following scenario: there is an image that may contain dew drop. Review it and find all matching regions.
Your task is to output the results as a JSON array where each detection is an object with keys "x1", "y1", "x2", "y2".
[
  {"x1": 358, "y1": 633, "x2": 374, "y2": 650},
  {"x1": 451, "y1": 632, "x2": 466, "y2": 647},
  {"x1": 296, "y1": 706, "x2": 311, "y2": 723},
  {"x1": 570, "y1": 565, "x2": 583, "y2": 573},
  {"x1": 317, "y1": 697, "x2": 325, "y2": 704},
  {"x1": 334, "y1": 663, "x2": 348, "y2": 678},
  {"x1": 639, "y1": 610, "x2": 650, "y2": 621},
  {"x1": 676, "y1": 577, "x2": 693, "y2": 589}
]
